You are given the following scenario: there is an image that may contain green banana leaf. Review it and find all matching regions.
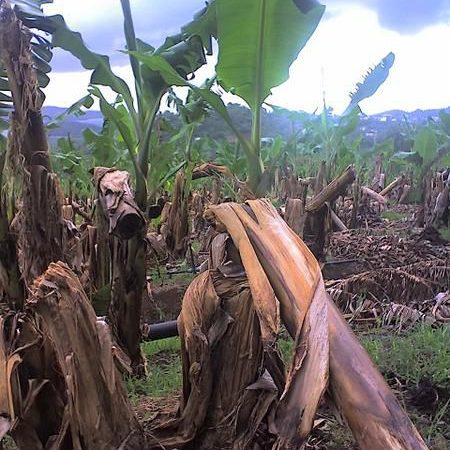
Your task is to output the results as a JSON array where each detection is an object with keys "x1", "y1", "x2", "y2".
[
  {"x1": 344, "y1": 52, "x2": 395, "y2": 115},
  {"x1": 215, "y1": 0, "x2": 325, "y2": 110},
  {"x1": 413, "y1": 126, "x2": 438, "y2": 166},
  {"x1": 46, "y1": 94, "x2": 94, "y2": 129},
  {"x1": 130, "y1": 52, "x2": 251, "y2": 155},
  {"x1": 49, "y1": 15, "x2": 136, "y2": 116},
  {"x1": 182, "y1": 1, "x2": 217, "y2": 55}
]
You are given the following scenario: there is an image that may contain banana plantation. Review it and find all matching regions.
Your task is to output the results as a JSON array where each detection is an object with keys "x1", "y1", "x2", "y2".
[{"x1": 0, "y1": 0, "x2": 449, "y2": 449}]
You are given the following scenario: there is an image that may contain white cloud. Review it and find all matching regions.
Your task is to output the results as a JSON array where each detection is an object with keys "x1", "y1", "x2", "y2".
[
  {"x1": 44, "y1": 3, "x2": 450, "y2": 115},
  {"x1": 269, "y1": 6, "x2": 450, "y2": 114}
]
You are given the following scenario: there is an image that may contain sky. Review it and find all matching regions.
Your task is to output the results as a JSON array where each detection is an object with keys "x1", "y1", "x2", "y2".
[{"x1": 43, "y1": 0, "x2": 450, "y2": 115}]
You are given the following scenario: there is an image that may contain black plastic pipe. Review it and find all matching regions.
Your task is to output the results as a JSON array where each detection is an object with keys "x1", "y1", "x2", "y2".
[{"x1": 144, "y1": 320, "x2": 179, "y2": 341}]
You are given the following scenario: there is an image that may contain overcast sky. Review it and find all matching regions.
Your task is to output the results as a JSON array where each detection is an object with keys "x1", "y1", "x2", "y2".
[{"x1": 43, "y1": 0, "x2": 450, "y2": 115}]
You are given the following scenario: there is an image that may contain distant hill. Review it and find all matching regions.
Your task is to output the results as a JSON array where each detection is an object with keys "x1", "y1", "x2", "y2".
[
  {"x1": 43, "y1": 104, "x2": 450, "y2": 147},
  {"x1": 43, "y1": 106, "x2": 103, "y2": 145}
]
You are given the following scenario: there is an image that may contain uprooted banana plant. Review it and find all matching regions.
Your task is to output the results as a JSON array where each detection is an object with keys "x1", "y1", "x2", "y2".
[{"x1": 152, "y1": 199, "x2": 428, "y2": 450}]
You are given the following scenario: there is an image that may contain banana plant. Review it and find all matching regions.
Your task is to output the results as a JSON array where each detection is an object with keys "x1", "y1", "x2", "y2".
[
  {"x1": 215, "y1": 140, "x2": 247, "y2": 181},
  {"x1": 0, "y1": 0, "x2": 54, "y2": 132},
  {"x1": 133, "y1": 0, "x2": 326, "y2": 196},
  {"x1": 344, "y1": 52, "x2": 395, "y2": 116},
  {"x1": 292, "y1": 52, "x2": 396, "y2": 183},
  {"x1": 392, "y1": 120, "x2": 450, "y2": 201},
  {"x1": 160, "y1": 88, "x2": 212, "y2": 256},
  {"x1": 34, "y1": 1, "x2": 214, "y2": 373},
  {"x1": 213, "y1": 0, "x2": 325, "y2": 194},
  {"x1": 51, "y1": 135, "x2": 92, "y2": 197},
  {"x1": 0, "y1": 0, "x2": 61, "y2": 311},
  {"x1": 46, "y1": 0, "x2": 209, "y2": 212}
]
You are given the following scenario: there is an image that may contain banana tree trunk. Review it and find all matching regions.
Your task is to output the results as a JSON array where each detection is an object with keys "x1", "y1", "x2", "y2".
[
  {"x1": 0, "y1": 2, "x2": 65, "y2": 288},
  {"x1": 206, "y1": 199, "x2": 428, "y2": 450},
  {"x1": 94, "y1": 168, "x2": 147, "y2": 376},
  {"x1": 284, "y1": 198, "x2": 306, "y2": 238},
  {"x1": 305, "y1": 165, "x2": 356, "y2": 213},
  {"x1": 379, "y1": 175, "x2": 405, "y2": 197},
  {"x1": 148, "y1": 265, "x2": 284, "y2": 449},
  {"x1": 2, "y1": 262, "x2": 145, "y2": 449},
  {"x1": 163, "y1": 171, "x2": 190, "y2": 259},
  {"x1": 0, "y1": 195, "x2": 23, "y2": 309},
  {"x1": 398, "y1": 184, "x2": 411, "y2": 204}
]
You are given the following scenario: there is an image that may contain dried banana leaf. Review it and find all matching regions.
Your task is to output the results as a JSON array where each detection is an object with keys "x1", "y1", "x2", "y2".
[
  {"x1": 7, "y1": 262, "x2": 145, "y2": 450},
  {"x1": 0, "y1": 2, "x2": 65, "y2": 287},
  {"x1": 208, "y1": 199, "x2": 427, "y2": 450},
  {"x1": 209, "y1": 200, "x2": 328, "y2": 448},
  {"x1": 0, "y1": 316, "x2": 21, "y2": 439},
  {"x1": 149, "y1": 269, "x2": 283, "y2": 450},
  {"x1": 93, "y1": 167, "x2": 145, "y2": 240},
  {"x1": 163, "y1": 171, "x2": 189, "y2": 258}
]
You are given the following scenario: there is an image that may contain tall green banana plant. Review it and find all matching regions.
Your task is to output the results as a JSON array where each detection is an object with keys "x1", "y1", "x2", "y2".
[
  {"x1": 213, "y1": 0, "x2": 325, "y2": 194},
  {"x1": 133, "y1": 0, "x2": 326, "y2": 197},
  {"x1": 46, "y1": 0, "x2": 209, "y2": 211},
  {"x1": 39, "y1": 2, "x2": 215, "y2": 374},
  {"x1": 393, "y1": 121, "x2": 450, "y2": 203}
]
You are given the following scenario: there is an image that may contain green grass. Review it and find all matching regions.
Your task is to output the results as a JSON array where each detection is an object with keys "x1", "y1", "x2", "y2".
[
  {"x1": 439, "y1": 227, "x2": 450, "y2": 242},
  {"x1": 381, "y1": 210, "x2": 408, "y2": 221},
  {"x1": 2, "y1": 436, "x2": 17, "y2": 450},
  {"x1": 281, "y1": 325, "x2": 450, "y2": 448},
  {"x1": 142, "y1": 336, "x2": 181, "y2": 357},
  {"x1": 361, "y1": 325, "x2": 450, "y2": 387},
  {"x1": 126, "y1": 337, "x2": 182, "y2": 403},
  {"x1": 191, "y1": 239, "x2": 202, "y2": 253},
  {"x1": 126, "y1": 327, "x2": 449, "y2": 447},
  {"x1": 277, "y1": 337, "x2": 294, "y2": 364},
  {"x1": 280, "y1": 325, "x2": 450, "y2": 389}
]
